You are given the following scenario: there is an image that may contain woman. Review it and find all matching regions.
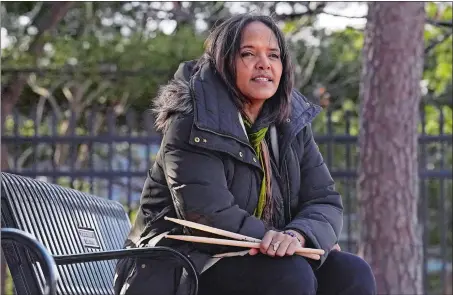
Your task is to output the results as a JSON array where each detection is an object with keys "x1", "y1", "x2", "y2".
[{"x1": 114, "y1": 14, "x2": 376, "y2": 295}]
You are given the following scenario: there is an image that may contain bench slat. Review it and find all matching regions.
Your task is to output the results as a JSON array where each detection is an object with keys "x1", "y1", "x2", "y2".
[{"x1": 1, "y1": 172, "x2": 131, "y2": 295}]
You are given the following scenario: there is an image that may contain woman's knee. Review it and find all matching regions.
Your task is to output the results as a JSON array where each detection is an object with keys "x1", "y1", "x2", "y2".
[
  {"x1": 323, "y1": 251, "x2": 376, "y2": 294},
  {"x1": 269, "y1": 256, "x2": 317, "y2": 295},
  {"x1": 335, "y1": 252, "x2": 374, "y2": 280}
]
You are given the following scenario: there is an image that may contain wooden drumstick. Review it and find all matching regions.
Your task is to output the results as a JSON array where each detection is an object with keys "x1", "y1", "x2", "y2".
[
  {"x1": 165, "y1": 235, "x2": 323, "y2": 259},
  {"x1": 164, "y1": 216, "x2": 261, "y2": 242},
  {"x1": 164, "y1": 217, "x2": 325, "y2": 259}
]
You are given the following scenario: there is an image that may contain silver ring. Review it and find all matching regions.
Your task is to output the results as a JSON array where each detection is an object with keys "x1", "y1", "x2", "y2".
[{"x1": 272, "y1": 241, "x2": 281, "y2": 251}]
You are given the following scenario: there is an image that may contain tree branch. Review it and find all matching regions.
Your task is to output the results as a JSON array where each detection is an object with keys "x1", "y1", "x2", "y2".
[
  {"x1": 321, "y1": 10, "x2": 367, "y2": 19},
  {"x1": 425, "y1": 31, "x2": 453, "y2": 54},
  {"x1": 28, "y1": 74, "x2": 66, "y2": 124},
  {"x1": 19, "y1": 2, "x2": 44, "y2": 35},
  {"x1": 318, "y1": 9, "x2": 453, "y2": 27},
  {"x1": 297, "y1": 47, "x2": 321, "y2": 89},
  {"x1": 1, "y1": 2, "x2": 73, "y2": 120},
  {"x1": 426, "y1": 18, "x2": 453, "y2": 28}
]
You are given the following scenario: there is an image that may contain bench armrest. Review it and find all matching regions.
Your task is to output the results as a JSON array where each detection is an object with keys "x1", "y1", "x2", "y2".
[
  {"x1": 1, "y1": 228, "x2": 59, "y2": 295},
  {"x1": 54, "y1": 247, "x2": 199, "y2": 295}
]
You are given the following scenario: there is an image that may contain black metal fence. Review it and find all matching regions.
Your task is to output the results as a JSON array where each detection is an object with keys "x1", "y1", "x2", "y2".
[{"x1": 2, "y1": 100, "x2": 452, "y2": 294}]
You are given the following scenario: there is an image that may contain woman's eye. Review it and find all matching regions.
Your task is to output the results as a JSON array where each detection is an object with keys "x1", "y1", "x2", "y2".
[
  {"x1": 270, "y1": 54, "x2": 280, "y2": 59},
  {"x1": 240, "y1": 52, "x2": 253, "y2": 57}
]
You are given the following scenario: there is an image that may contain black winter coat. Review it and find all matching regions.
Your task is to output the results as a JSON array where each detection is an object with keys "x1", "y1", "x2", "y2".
[{"x1": 114, "y1": 61, "x2": 343, "y2": 295}]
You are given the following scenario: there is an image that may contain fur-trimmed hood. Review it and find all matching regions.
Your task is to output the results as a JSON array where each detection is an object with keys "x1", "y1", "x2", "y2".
[
  {"x1": 152, "y1": 61, "x2": 197, "y2": 133},
  {"x1": 152, "y1": 78, "x2": 193, "y2": 133}
]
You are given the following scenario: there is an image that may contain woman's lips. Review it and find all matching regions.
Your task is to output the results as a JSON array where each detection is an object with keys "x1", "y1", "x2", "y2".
[
  {"x1": 251, "y1": 75, "x2": 273, "y2": 84},
  {"x1": 251, "y1": 77, "x2": 273, "y2": 85}
]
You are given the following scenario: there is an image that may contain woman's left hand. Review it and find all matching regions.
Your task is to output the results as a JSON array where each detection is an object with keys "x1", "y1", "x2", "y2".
[{"x1": 248, "y1": 230, "x2": 305, "y2": 257}]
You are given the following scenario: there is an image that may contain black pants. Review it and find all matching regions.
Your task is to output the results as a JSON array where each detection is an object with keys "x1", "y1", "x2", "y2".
[{"x1": 198, "y1": 250, "x2": 376, "y2": 295}]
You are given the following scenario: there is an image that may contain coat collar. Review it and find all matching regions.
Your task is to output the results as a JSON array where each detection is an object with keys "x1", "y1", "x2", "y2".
[
  {"x1": 190, "y1": 63, "x2": 250, "y2": 145},
  {"x1": 189, "y1": 62, "x2": 322, "y2": 149}
]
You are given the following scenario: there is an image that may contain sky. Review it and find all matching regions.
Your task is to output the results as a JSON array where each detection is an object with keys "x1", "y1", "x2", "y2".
[{"x1": 316, "y1": 2, "x2": 367, "y2": 31}]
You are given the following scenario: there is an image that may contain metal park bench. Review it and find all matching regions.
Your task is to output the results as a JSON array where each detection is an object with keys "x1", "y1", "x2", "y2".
[{"x1": 1, "y1": 172, "x2": 199, "y2": 295}]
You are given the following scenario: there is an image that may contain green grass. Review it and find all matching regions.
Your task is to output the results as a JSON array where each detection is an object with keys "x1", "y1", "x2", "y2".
[{"x1": 5, "y1": 266, "x2": 14, "y2": 295}]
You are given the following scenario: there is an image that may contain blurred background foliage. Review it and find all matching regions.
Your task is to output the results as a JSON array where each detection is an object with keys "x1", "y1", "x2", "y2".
[{"x1": 2, "y1": 2, "x2": 451, "y2": 116}]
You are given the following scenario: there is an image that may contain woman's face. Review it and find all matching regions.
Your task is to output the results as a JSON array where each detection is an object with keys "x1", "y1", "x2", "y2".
[{"x1": 235, "y1": 21, "x2": 283, "y2": 103}]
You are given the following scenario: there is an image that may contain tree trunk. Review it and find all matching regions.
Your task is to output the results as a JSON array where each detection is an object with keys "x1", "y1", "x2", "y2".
[{"x1": 357, "y1": 2, "x2": 425, "y2": 295}]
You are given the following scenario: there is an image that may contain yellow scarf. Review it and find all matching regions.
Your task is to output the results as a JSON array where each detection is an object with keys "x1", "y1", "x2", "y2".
[{"x1": 243, "y1": 118, "x2": 272, "y2": 221}]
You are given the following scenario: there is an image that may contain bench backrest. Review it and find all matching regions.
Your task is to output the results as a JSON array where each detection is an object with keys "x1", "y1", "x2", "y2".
[{"x1": 1, "y1": 172, "x2": 131, "y2": 295}]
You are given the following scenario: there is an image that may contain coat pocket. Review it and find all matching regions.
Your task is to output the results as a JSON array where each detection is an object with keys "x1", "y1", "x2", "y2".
[{"x1": 115, "y1": 256, "x2": 183, "y2": 295}]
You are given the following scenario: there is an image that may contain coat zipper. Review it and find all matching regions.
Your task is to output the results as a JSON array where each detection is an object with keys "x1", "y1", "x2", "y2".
[{"x1": 282, "y1": 157, "x2": 292, "y2": 223}]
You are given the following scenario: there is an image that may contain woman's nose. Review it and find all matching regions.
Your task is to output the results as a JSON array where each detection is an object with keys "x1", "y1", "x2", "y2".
[{"x1": 256, "y1": 55, "x2": 271, "y2": 70}]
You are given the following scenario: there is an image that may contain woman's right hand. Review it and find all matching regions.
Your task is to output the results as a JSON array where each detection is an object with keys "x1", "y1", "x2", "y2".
[
  {"x1": 249, "y1": 230, "x2": 303, "y2": 257},
  {"x1": 249, "y1": 230, "x2": 342, "y2": 257}
]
